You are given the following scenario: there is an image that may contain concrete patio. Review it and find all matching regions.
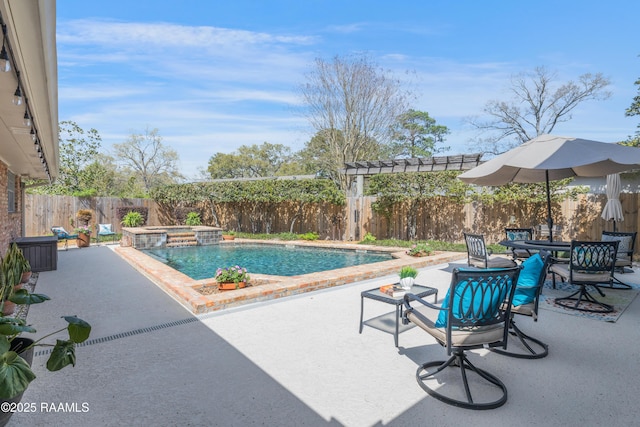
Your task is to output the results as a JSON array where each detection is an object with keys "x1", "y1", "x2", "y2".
[{"x1": 9, "y1": 245, "x2": 640, "y2": 426}]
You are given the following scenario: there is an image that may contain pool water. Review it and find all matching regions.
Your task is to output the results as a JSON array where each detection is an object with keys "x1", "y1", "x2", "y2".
[{"x1": 143, "y1": 244, "x2": 393, "y2": 279}]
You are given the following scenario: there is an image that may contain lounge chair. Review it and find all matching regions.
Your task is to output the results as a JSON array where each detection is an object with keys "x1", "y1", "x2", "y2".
[{"x1": 51, "y1": 226, "x2": 78, "y2": 250}]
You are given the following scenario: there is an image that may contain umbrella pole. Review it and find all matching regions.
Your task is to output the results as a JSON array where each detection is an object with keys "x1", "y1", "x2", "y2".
[{"x1": 546, "y1": 171, "x2": 553, "y2": 242}]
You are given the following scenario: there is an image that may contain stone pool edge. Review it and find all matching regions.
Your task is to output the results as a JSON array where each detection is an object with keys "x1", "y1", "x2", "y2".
[{"x1": 114, "y1": 240, "x2": 467, "y2": 314}]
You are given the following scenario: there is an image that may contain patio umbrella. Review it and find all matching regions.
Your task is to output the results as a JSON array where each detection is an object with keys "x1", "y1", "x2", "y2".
[
  {"x1": 458, "y1": 134, "x2": 640, "y2": 241},
  {"x1": 601, "y1": 173, "x2": 624, "y2": 231}
]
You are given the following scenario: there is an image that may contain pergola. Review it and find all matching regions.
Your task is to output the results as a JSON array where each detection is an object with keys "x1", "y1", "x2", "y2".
[{"x1": 342, "y1": 154, "x2": 484, "y2": 196}]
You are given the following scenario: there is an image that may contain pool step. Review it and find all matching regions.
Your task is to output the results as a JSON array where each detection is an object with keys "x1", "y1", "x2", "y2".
[{"x1": 166, "y1": 232, "x2": 198, "y2": 247}]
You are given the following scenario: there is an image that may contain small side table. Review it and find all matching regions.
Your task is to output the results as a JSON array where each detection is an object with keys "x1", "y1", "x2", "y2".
[{"x1": 359, "y1": 284, "x2": 438, "y2": 347}]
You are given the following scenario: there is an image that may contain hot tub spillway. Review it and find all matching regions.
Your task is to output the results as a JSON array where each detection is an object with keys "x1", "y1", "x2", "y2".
[{"x1": 166, "y1": 231, "x2": 198, "y2": 247}]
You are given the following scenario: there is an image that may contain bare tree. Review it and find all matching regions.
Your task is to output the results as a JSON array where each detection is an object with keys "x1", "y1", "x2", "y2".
[
  {"x1": 298, "y1": 54, "x2": 410, "y2": 190},
  {"x1": 623, "y1": 76, "x2": 640, "y2": 145},
  {"x1": 113, "y1": 128, "x2": 183, "y2": 192},
  {"x1": 466, "y1": 66, "x2": 611, "y2": 154}
]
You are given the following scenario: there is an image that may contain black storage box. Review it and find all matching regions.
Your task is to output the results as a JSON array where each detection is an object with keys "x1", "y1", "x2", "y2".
[{"x1": 12, "y1": 236, "x2": 58, "y2": 272}]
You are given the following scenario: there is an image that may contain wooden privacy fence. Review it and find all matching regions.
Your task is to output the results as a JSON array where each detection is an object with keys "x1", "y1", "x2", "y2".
[
  {"x1": 24, "y1": 195, "x2": 158, "y2": 236},
  {"x1": 24, "y1": 194, "x2": 640, "y2": 255},
  {"x1": 345, "y1": 193, "x2": 640, "y2": 253}
]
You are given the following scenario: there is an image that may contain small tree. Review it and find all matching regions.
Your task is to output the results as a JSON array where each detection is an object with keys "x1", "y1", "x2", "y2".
[
  {"x1": 390, "y1": 110, "x2": 450, "y2": 158},
  {"x1": 623, "y1": 75, "x2": 640, "y2": 146}
]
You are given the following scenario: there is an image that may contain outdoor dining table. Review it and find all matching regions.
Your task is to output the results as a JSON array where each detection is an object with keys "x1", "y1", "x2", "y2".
[{"x1": 499, "y1": 239, "x2": 571, "y2": 253}]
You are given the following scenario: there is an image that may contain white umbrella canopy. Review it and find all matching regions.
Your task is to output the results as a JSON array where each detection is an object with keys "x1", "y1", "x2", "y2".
[
  {"x1": 459, "y1": 134, "x2": 640, "y2": 185},
  {"x1": 601, "y1": 173, "x2": 624, "y2": 230},
  {"x1": 459, "y1": 134, "x2": 640, "y2": 240}
]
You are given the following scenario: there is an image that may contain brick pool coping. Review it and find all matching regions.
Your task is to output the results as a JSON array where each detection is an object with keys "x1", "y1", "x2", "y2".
[{"x1": 114, "y1": 239, "x2": 467, "y2": 314}]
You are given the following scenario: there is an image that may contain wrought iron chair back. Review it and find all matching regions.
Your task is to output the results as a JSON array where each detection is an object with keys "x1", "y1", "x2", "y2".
[
  {"x1": 403, "y1": 265, "x2": 521, "y2": 409},
  {"x1": 464, "y1": 233, "x2": 489, "y2": 267},
  {"x1": 443, "y1": 267, "x2": 518, "y2": 353},
  {"x1": 568, "y1": 240, "x2": 618, "y2": 281},
  {"x1": 550, "y1": 240, "x2": 619, "y2": 313},
  {"x1": 464, "y1": 233, "x2": 516, "y2": 269},
  {"x1": 505, "y1": 227, "x2": 535, "y2": 260}
]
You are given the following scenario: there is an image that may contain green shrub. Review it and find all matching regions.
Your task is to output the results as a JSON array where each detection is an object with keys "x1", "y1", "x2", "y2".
[
  {"x1": 361, "y1": 232, "x2": 377, "y2": 243},
  {"x1": 121, "y1": 211, "x2": 145, "y2": 227},
  {"x1": 298, "y1": 232, "x2": 319, "y2": 241},
  {"x1": 185, "y1": 212, "x2": 202, "y2": 226}
]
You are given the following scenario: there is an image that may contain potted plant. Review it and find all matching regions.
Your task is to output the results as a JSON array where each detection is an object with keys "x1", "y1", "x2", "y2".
[
  {"x1": 0, "y1": 248, "x2": 91, "y2": 427},
  {"x1": 407, "y1": 242, "x2": 432, "y2": 257},
  {"x1": 74, "y1": 225, "x2": 92, "y2": 248},
  {"x1": 0, "y1": 246, "x2": 24, "y2": 316},
  {"x1": 399, "y1": 266, "x2": 418, "y2": 290},
  {"x1": 185, "y1": 212, "x2": 202, "y2": 226},
  {"x1": 16, "y1": 251, "x2": 31, "y2": 285},
  {"x1": 121, "y1": 211, "x2": 145, "y2": 228},
  {"x1": 3, "y1": 244, "x2": 30, "y2": 285},
  {"x1": 76, "y1": 209, "x2": 93, "y2": 226},
  {"x1": 221, "y1": 230, "x2": 236, "y2": 241},
  {"x1": 215, "y1": 265, "x2": 250, "y2": 290}
]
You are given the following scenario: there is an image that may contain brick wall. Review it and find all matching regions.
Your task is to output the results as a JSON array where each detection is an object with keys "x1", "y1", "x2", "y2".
[{"x1": 0, "y1": 161, "x2": 23, "y2": 256}]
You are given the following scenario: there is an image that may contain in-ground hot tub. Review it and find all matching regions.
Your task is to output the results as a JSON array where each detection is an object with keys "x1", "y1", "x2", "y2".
[{"x1": 120, "y1": 225, "x2": 222, "y2": 249}]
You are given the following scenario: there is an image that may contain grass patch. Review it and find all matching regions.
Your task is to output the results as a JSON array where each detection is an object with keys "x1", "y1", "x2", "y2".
[
  {"x1": 359, "y1": 239, "x2": 468, "y2": 253},
  {"x1": 231, "y1": 233, "x2": 508, "y2": 254}
]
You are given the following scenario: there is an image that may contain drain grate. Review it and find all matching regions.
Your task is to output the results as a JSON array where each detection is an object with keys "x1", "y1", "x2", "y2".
[{"x1": 33, "y1": 316, "x2": 200, "y2": 357}]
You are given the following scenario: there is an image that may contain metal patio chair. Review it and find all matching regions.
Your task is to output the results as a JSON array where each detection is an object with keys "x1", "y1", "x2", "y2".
[
  {"x1": 504, "y1": 227, "x2": 536, "y2": 261},
  {"x1": 403, "y1": 266, "x2": 520, "y2": 409},
  {"x1": 464, "y1": 233, "x2": 517, "y2": 269},
  {"x1": 549, "y1": 240, "x2": 619, "y2": 313},
  {"x1": 491, "y1": 251, "x2": 552, "y2": 359},
  {"x1": 97, "y1": 223, "x2": 117, "y2": 244},
  {"x1": 602, "y1": 231, "x2": 636, "y2": 289}
]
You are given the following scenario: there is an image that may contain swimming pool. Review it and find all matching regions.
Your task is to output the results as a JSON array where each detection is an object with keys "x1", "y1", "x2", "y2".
[{"x1": 143, "y1": 243, "x2": 394, "y2": 279}]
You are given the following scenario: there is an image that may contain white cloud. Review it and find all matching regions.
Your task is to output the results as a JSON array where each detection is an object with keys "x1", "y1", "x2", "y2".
[
  {"x1": 58, "y1": 19, "x2": 318, "y2": 48},
  {"x1": 56, "y1": 15, "x2": 636, "y2": 181}
]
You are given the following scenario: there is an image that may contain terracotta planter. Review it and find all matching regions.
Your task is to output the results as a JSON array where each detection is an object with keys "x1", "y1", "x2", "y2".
[
  {"x1": 218, "y1": 281, "x2": 247, "y2": 290},
  {"x1": 77, "y1": 233, "x2": 91, "y2": 248},
  {"x1": 2, "y1": 284, "x2": 23, "y2": 316},
  {"x1": 222, "y1": 235, "x2": 235, "y2": 241},
  {"x1": 20, "y1": 271, "x2": 32, "y2": 284}
]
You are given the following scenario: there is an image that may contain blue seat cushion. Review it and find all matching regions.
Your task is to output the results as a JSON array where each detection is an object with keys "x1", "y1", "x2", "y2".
[
  {"x1": 435, "y1": 276, "x2": 510, "y2": 328},
  {"x1": 511, "y1": 253, "x2": 544, "y2": 306}
]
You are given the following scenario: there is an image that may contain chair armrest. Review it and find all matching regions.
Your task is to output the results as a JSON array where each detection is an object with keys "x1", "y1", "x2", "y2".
[{"x1": 402, "y1": 293, "x2": 447, "y2": 325}]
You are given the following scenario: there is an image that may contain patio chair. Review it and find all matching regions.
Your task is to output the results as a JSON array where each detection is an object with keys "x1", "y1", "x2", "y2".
[
  {"x1": 491, "y1": 250, "x2": 552, "y2": 359},
  {"x1": 51, "y1": 226, "x2": 78, "y2": 251},
  {"x1": 504, "y1": 227, "x2": 536, "y2": 261},
  {"x1": 601, "y1": 231, "x2": 636, "y2": 289},
  {"x1": 536, "y1": 224, "x2": 562, "y2": 241},
  {"x1": 464, "y1": 233, "x2": 517, "y2": 269},
  {"x1": 549, "y1": 240, "x2": 619, "y2": 313},
  {"x1": 402, "y1": 265, "x2": 520, "y2": 409},
  {"x1": 97, "y1": 223, "x2": 117, "y2": 244}
]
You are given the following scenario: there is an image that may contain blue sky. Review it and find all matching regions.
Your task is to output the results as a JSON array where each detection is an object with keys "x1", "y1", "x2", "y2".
[{"x1": 56, "y1": 0, "x2": 639, "y2": 179}]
